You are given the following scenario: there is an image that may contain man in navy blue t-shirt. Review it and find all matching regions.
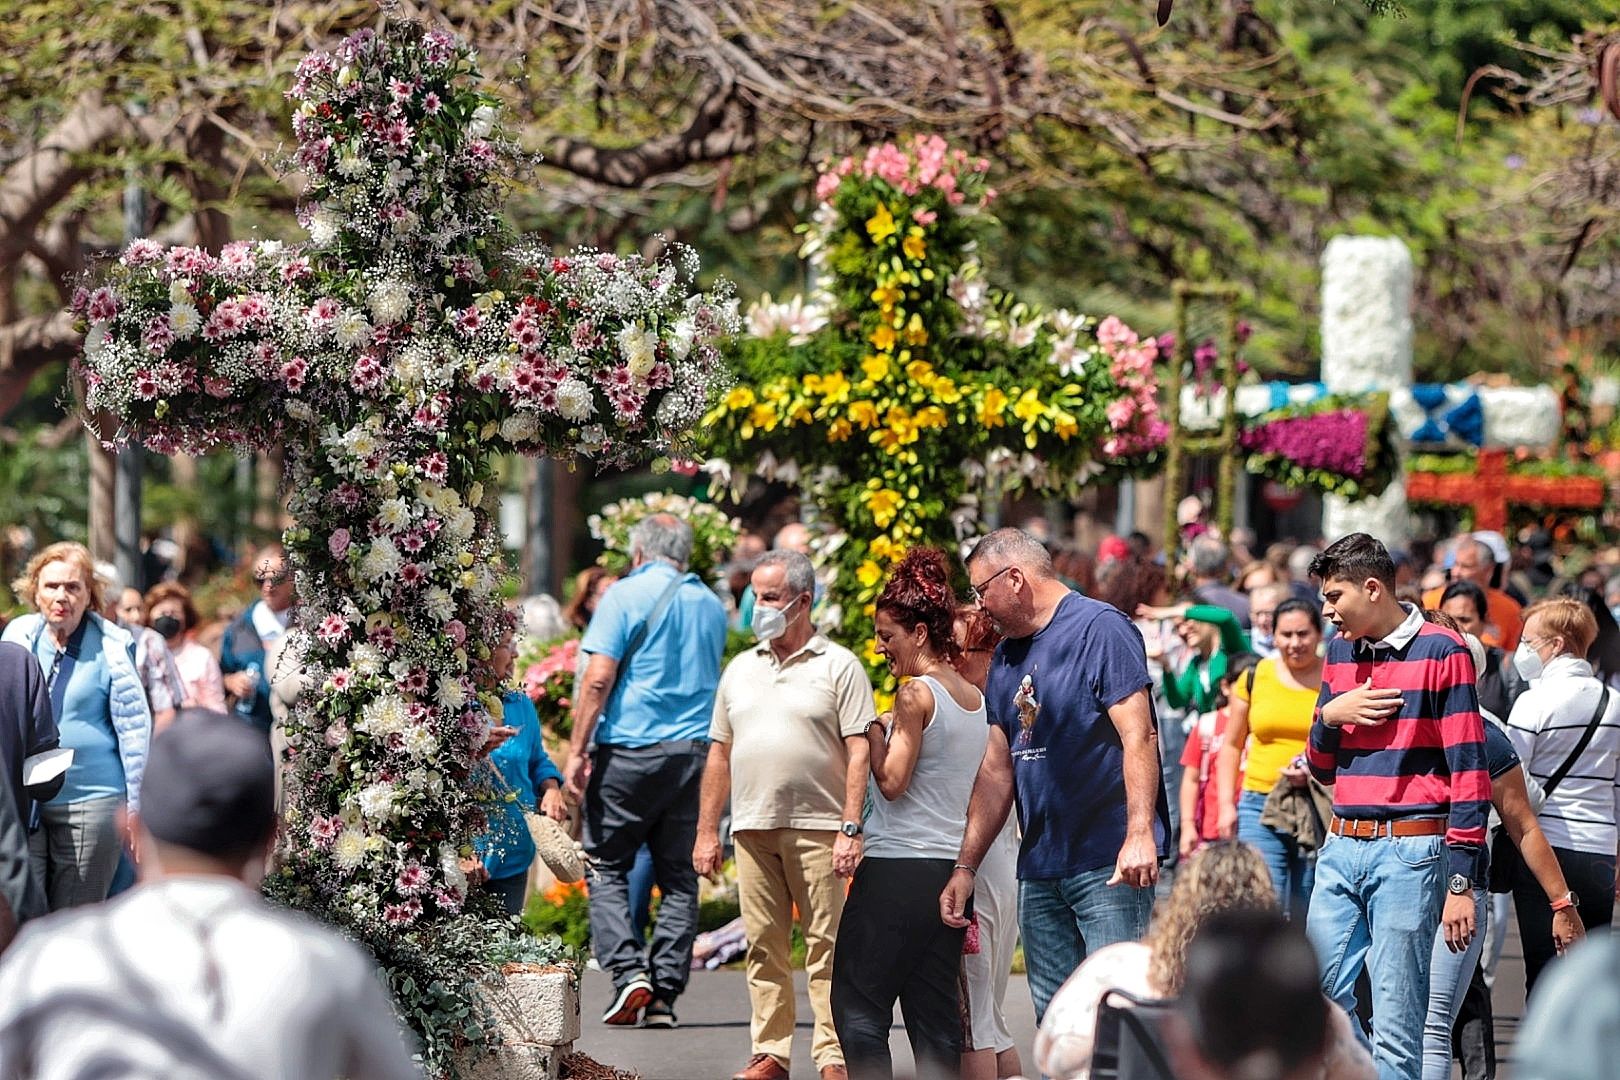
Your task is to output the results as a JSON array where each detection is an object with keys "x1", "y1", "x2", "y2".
[{"x1": 940, "y1": 528, "x2": 1169, "y2": 1022}]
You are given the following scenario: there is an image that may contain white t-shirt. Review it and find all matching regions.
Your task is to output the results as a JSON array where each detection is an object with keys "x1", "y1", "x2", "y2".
[
  {"x1": 1506, "y1": 655, "x2": 1620, "y2": 855},
  {"x1": 0, "y1": 876, "x2": 420, "y2": 1080},
  {"x1": 710, "y1": 636, "x2": 875, "y2": 832}
]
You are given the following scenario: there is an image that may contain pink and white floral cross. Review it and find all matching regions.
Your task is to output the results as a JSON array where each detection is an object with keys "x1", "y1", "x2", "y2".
[{"x1": 71, "y1": 16, "x2": 736, "y2": 966}]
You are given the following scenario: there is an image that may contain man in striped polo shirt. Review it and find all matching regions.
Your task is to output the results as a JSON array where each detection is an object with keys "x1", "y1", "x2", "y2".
[{"x1": 1305, "y1": 533, "x2": 1490, "y2": 1080}]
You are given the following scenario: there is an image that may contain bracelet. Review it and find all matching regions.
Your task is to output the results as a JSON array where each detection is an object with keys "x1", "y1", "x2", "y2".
[
  {"x1": 952, "y1": 863, "x2": 977, "y2": 876},
  {"x1": 1550, "y1": 892, "x2": 1577, "y2": 913}
]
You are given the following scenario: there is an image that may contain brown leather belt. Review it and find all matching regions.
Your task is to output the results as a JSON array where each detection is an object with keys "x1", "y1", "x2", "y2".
[{"x1": 1330, "y1": 816, "x2": 1447, "y2": 840}]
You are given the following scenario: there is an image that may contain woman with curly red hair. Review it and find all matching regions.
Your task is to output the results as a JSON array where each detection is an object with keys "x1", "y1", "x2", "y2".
[{"x1": 831, "y1": 548, "x2": 985, "y2": 1080}]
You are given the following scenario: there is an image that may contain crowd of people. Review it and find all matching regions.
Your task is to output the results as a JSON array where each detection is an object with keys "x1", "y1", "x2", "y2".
[{"x1": 3, "y1": 514, "x2": 1620, "y2": 1080}]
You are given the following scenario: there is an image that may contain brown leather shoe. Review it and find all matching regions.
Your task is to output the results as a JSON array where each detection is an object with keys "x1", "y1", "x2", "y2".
[
  {"x1": 732, "y1": 1053, "x2": 789, "y2": 1080},
  {"x1": 818, "y1": 1066, "x2": 848, "y2": 1080}
]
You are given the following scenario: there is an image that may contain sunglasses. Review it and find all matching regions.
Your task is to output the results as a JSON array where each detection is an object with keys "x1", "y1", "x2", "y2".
[{"x1": 254, "y1": 567, "x2": 292, "y2": 586}]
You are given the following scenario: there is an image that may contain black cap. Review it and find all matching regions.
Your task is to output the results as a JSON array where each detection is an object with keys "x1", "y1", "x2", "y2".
[{"x1": 140, "y1": 708, "x2": 276, "y2": 857}]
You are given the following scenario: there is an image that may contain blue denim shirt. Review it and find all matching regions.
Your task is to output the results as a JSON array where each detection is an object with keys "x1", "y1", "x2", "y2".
[{"x1": 580, "y1": 561, "x2": 726, "y2": 747}]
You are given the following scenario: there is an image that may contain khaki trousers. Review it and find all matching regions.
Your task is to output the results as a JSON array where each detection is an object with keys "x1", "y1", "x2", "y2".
[{"x1": 734, "y1": 828, "x2": 846, "y2": 1068}]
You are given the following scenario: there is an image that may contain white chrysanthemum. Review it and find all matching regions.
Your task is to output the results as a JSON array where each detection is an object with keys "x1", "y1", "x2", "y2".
[
  {"x1": 369, "y1": 280, "x2": 411, "y2": 325},
  {"x1": 349, "y1": 643, "x2": 385, "y2": 678},
  {"x1": 341, "y1": 426, "x2": 379, "y2": 460},
  {"x1": 499, "y1": 413, "x2": 539, "y2": 442},
  {"x1": 402, "y1": 724, "x2": 437, "y2": 759},
  {"x1": 422, "y1": 587, "x2": 454, "y2": 623},
  {"x1": 377, "y1": 498, "x2": 411, "y2": 531},
  {"x1": 556, "y1": 377, "x2": 594, "y2": 421},
  {"x1": 168, "y1": 279, "x2": 193, "y2": 305},
  {"x1": 335, "y1": 309, "x2": 372, "y2": 348},
  {"x1": 434, "y1": 678, "x2": 467, "y2": 710},
  {"x1": 358, "y1": 538, "x2": 402, "y2": 583},
  {"x1": 356, "y1": 782, "x2": 396, "y2": 821},
  {"x1": 617, "y1": 324, "x2": 658, "y2": 378},
  {"x1": 444, "y1": 507, "x2": 476, "y2": 541},
  {"x1": 336, "y1": 151, "x2": 369, "y2": 179},
  {"x1": 307, "y1": 209, "x2": 339, "y2": 248},
  {"x1": 333, "y1": 828, "x2": 368, "y2": 870},
  {"x1": 359, "y1": 693, "x2": 408, "y2": 738},
  {"x1": 168, "y1": 303, "x2": 201, "y2": 339}
]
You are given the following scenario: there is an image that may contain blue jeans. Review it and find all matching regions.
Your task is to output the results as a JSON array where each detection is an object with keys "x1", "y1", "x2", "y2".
[
  {"x1": 1421, "y1": 887, "x2": 1488, "y2": 1080},
  {"x1": 1018, "y1": 867, "x2": 1154, "y2": 1023},
  {"x1": 1306, "y1": 831, "x2": 1445, "y2": 1080},
  {"x1": 1237, "y1": 789, "x2": 1315, "y2": 920}
]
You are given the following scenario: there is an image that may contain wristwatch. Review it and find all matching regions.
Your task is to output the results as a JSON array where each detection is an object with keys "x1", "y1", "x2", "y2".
[
  {"x1": 840, "y1": 821, "x2": 862, "y2": 838},
  {"x1": 1447, "y1": 874, "x2": 1472, "y2": 896},
  {"x1": 1550, "y1": 890, "x2": 1581, "y2": 912}
]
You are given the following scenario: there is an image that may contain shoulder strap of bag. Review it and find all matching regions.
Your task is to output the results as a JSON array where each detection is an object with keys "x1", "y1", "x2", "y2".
[
  {"x1": 1542, "y1": 686, "x2": 1611, "y2": 800},
  {"x1": 615, "y1": 571, "x2": 688, "y2": 675}
]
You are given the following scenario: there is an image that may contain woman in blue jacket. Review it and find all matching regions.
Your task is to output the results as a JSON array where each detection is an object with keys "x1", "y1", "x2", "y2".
[{"x1": 481, "y1": 631, "x2": 569, "y2": 916}]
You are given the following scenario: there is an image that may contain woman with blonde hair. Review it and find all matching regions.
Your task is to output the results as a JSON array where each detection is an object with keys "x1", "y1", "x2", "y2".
[
  {"x1": 2, "y1": 542, "x2": 152, "y2": 910},
  {"x1": 1034, "y1": 842, "x2": 1373, "y2": 1080},
  {"x1": 1504, "y1": 596, "x2": 1620, "y2": 991}
]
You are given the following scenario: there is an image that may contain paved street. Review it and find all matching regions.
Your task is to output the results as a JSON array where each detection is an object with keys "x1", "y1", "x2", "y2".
[{"x1": 575, "y1": 925, "x2": 1533, "y2": 1079}]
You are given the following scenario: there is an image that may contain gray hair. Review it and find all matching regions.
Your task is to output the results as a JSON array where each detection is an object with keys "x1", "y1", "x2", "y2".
[
  {"x1": 967, "y1": 528, "x2": 1054, "y2": 578},
  {"x1": 629, "y1": 513, "x2": 693, "y2": 569},
  {"x1": 755, "y1": 550, "x2": 815, "y2": 598},
  {"x1": 1189, "y1": 536, "x2": 1229, "y2": 578},
  {"x1": 1287, "y1": 545, "x2": 1320, "y2": 581}
]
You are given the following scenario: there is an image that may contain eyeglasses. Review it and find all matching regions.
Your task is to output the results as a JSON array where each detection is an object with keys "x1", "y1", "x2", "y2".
[
  {"x1": 969, "y1": 566, "x2": 1014, "y2": 603},
  {"x1": 254, "y1": 567, "x2": 291, "y2": 586},
  {"x1": 1251, "y1": 609, "x2": 1277, "y2": 623}
]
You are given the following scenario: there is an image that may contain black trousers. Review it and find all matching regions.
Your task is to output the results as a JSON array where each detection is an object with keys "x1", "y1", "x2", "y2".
[
  {"x1": 831, "y1": 857, "x2": 966, "y2": 1080},
  {"x1": 583, "y1": 740, "x2": 708, "y2": 998},
  {"x1": 1513, "y1": 845, "x2": 1616, "y2": 993}
]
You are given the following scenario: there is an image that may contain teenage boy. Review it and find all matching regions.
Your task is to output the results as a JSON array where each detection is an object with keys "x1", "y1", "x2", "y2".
[{"x1": 1306, "y1": 533, "x2": 1489, "y2": 1080}]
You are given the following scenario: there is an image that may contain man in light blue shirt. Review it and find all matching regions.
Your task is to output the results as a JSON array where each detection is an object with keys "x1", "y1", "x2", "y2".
[{"x1": 565, "y1": 512, "x2": 726, "y2": 1028}]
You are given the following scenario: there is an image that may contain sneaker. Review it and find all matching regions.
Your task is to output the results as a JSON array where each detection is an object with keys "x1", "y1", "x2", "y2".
[
  {"x1": 601, "y1": 973, "x2": 653, "y2": 1025},
  {"x1": 641, "y1": 997, "x2": 678, "y2": 1029}
]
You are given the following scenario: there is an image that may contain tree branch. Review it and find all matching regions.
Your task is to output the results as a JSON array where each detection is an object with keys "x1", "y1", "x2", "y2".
[
  {"x1": 0, "y1": 310, "x2": 79, "y2": 418},
  {"x1": 543, "y1": 80, "x2": 756, "y2": 188},
  {"x1": 0, "y1": 93, "x2": 166, "y2": 272}
]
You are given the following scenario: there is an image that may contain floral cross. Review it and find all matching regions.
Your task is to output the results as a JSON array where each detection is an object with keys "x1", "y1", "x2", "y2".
[
  {"x1": 703, "y1": 135, "x2": 1160, "y2": 686},
  {"x1": 71, "y1": 16, "x2": 736, "y2": 1064}
]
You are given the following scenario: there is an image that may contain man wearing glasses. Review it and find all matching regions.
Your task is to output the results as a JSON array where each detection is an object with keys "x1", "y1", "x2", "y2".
[
  {"x1": 940, "y1": 528, "x2": 1170, "y2": 1023},
  {"x1": 1247, "y1": 582, "x2": 1294, "y2": 660},
  {"x1": 220, "y1": 545, "x2": 297, "y2": 735}
]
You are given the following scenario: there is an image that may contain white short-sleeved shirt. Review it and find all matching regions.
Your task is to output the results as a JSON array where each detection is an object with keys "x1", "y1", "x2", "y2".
[
  {"x1": 710, "y1": 635, "x2": 876, "y2": 832},
  {"x1": 0, "y1": 876, "x2": 420, "y2": 1080}
]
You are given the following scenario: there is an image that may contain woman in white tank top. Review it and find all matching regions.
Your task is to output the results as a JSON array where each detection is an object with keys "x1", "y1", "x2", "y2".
[{"x1": 830, "y1": 549, "x2": 985, "y2": 1080}]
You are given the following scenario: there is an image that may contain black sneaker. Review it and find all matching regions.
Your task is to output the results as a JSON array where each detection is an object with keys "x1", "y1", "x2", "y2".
[
  {"x1": 601, "y1": 973, "x2": 653, "y2": 1025},
  {"x1": 641, "y1": 997, "x2": 678, "y2": 1029}
]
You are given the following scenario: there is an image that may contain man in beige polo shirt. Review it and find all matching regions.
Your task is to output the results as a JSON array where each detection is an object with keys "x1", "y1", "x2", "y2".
[{"x1": 695, "y1": 549, "x2": 876, "y2": 1080}]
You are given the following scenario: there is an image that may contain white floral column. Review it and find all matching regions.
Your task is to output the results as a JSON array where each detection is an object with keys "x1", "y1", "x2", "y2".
[{"x1": 1320, "y1": 236, "x2": 1413, "y2": 546}]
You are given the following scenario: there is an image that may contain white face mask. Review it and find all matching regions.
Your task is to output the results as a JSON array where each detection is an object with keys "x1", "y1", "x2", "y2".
[
  {"x1": 1514, "y1": 641, "x2": 1545, "y2": 681},
  {"x1": 752, "y1": 595, "x2": 802, "y2": 643}
]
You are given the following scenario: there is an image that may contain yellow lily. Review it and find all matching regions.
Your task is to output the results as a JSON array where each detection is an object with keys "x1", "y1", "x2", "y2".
[{"x1": 866, "y1": 201, "x2": 898, "y2": 244}]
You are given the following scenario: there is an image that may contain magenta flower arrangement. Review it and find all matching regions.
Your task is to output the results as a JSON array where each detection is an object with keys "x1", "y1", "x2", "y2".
[{"x1": 1240, "y1": 409, "x2": 1370, "y2": 476}]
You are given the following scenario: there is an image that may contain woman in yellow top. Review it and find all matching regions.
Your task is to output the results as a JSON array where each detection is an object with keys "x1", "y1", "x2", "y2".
[{"x1": 1215, "y1": 598, "x2": 1324, "y2": 919}]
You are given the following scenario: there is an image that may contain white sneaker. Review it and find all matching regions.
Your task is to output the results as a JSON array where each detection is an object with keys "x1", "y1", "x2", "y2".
[{"x1": 601, "y1": 973, "x2": 653, "y2": 1025}]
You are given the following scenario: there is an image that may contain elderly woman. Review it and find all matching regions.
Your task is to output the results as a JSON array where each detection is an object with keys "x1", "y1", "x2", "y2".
[
  {"x1": 1504, "y1": 597, "x2": 1620, "y2": 991},
  {"x1": 3, "y1": 542, "x2": 152, "y2": 909},
  {"x1": 479, "y1": 630, "x2": 569, "y2": 916},
  {"x1": 145, "y1": 582, "x2": 226, "y2": 713}
]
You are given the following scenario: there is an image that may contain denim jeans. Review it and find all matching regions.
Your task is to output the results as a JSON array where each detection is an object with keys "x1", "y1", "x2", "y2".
[
  {"x1": 1306, "y1": 830, "x2": 1445, "y2": 1080},
  {"x1": 1018, "y1": 866, "x2": 1155, "y2": 1023},
  {"x1": 1237, "y1": 789, "x2": 1315, "y2": 920},
  {"x1": 1422, "y1": 886, "x2": 1488, "y2": 1080}
]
